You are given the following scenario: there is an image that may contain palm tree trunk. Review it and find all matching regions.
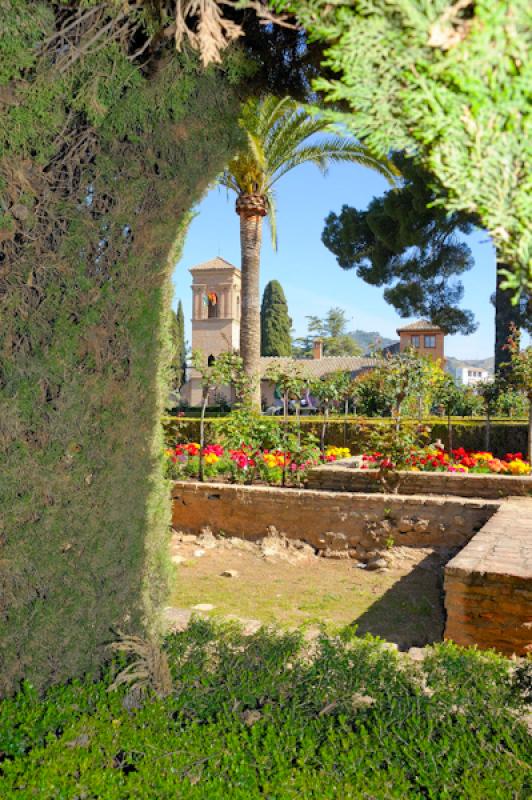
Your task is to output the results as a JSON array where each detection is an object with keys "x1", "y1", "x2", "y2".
[{"x1": 238, "y1": 206, "x2": 264, "y2": 410}]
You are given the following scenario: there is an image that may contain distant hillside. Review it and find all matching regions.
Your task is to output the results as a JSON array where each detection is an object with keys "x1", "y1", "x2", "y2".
[
  {"x1": 348, "y1": 329, "x2": 397, "y2": 354},
  {"x1": 446, "y1": 355, "x2": 494, "y2": 376}
]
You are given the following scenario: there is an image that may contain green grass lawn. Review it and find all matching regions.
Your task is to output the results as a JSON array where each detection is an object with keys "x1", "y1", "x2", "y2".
[{"x1": 1, "y1": 621, "x2": 530, "y2": 798}]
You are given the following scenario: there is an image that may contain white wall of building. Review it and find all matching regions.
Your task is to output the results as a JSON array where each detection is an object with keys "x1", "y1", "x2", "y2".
[{"x1": 456, "y1": 366, "x2": 491, "y2": 386}]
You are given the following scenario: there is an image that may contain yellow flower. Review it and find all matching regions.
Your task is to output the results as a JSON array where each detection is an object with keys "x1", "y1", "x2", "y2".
[
  {"x1": 507, "y1": 459, "x2": 531, "y2": 475},
  {"x1": 204, "y1": 453, "x2": 219, "y2": 465},
  {"x1": 472, "y1": 452, "x2": 493, "y2": 462},
  {"x1": 326, "y1": 446, "x2": 351, "y2": 459}
]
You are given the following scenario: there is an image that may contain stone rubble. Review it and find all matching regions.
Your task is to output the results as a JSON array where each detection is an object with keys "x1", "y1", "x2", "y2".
[{"x1": 170, "y1": 528, "x2": 451, "y2": 571}]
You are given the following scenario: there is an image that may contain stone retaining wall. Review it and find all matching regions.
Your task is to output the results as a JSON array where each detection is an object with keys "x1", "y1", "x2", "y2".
[
  {"x1": 307, "y1": 462, "x2": 532, "y2": 499},
  {"x1": 171, "y1": 481, "x2": 497, "y2": 557},
  {"x1": 444, "y1": 498, "x2": 532, "y2": 656},
  {"x1": 172, "y1": 481, "x2": 532, "y2": 655}
]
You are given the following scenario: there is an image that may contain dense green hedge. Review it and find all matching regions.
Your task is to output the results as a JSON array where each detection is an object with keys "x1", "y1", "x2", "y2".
[
  {"x1": 163, "y1": 416, "x2": 528, "y2": 457},
  {"x1": 0, "y1": 3, "x2": 245, "y2": 696},
  {"x1": 0, "y1": 621, "x2": 530, "y2": 798}
]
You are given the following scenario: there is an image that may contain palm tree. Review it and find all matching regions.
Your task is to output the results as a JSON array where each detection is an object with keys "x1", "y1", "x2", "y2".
[{"x1": 220, "y1": 95, "x2": 398, "y2": 408}]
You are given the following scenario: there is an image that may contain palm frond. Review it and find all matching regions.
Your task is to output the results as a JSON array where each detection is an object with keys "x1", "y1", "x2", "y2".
[
  {"x1": 264, "y1": 187, "x2": 278, "y2": 250},
  {"x1": 220, "y1": 94, "x2": 398, "y2": 212},
  {"x1": 269, "y1": 140, "x2": 399, "y2": 189},
  {"x1": 266, "y1": 112, "x2": 331, "y2": 174}
]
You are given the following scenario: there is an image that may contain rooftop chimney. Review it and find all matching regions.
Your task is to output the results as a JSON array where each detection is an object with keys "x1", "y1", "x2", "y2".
[{"x1": 313, "y1": 338, "x2": 323, "y2": 360}]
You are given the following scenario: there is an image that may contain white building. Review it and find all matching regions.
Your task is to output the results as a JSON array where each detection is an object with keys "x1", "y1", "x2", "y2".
[{"x1": 456, "y1": 366, "x2": 491, "y2": 387}]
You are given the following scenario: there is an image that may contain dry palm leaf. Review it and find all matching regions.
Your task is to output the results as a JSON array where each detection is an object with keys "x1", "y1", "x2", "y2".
[{"x1": 108, "y1": 632, "x2": 172, "y2": 698}]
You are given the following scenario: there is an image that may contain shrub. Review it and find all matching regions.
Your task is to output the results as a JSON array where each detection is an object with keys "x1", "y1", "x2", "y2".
[
  {"x1": 0, "y1": 622, "x2": 530, "y2": 798},
  {"x1": 163, "y1": 417, "x2": 529, "y2": 459}
]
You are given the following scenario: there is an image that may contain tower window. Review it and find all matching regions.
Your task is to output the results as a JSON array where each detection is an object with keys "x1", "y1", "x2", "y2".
[
  {"x1": 207, "y1": 291, "x2": 219, "y2": 318},
  {"x1": 208, "y1": 354, "x2": 216, "y2": 366},
  {"x1": 424, "y1": 335, "x2": 436, "y2": 348},
  {"x1": 411, "y1": 335, "x2": 420, "y2": 347}
]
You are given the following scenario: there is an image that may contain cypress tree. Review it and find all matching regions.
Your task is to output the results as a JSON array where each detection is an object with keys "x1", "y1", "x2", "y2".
[
  {"x1": 171, "y1": 300, "x2": 186, "y2": 388},
  {"x1": 261, "y1": 280, "x2": 292, "y2": 356}
]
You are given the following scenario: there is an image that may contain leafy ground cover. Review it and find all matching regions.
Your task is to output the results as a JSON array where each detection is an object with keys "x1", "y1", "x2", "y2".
[{"x1": 0, "y1": 620, "x2": 530, "y2": 799}]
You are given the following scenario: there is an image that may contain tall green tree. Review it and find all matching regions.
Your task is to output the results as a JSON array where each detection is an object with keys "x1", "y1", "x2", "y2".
[
  {"x1": 275, "y1": 0, "x2": 531, "y2": 298},
  {"x1": 293, "y1": 307, "x2": 362, "y2": 358},
  {"x1": 170, "y1": 301, "x2": 186, "y2": 389},
  {"x1": 261, "y1": 280, "x2": 292, "y2": 356},
  {"x1": 504, "y1": 326, "x2": 532, "y2": 459},
  {"x1": 322, "y1": 153, "x2": 530, "y2": 370},
  {"x1": 322, "y1": 154, "x2": 477, "y2": 336},
  {"x1": 220, "y1": 94, "x2": 398, "y2": 407}
]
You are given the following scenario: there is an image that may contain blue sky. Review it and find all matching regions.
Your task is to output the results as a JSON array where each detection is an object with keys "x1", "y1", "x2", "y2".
[{"x1": 172, "y1": 161, "x2": 518, "y2": 361}]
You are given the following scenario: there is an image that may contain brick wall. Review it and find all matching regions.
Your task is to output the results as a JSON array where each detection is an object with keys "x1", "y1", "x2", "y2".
[
  {"x1": 444, "y1": 498, "x2": 532, "y2": 655},
  {"x1": 172, "y1": 481, "x2": 532, "y2": 655},
  {"x1": 307, "y1": 463, "x2": 532, "y2": 499},
  {"x1": 171, "y1": 481, "x2": 497, "y2": 554}
]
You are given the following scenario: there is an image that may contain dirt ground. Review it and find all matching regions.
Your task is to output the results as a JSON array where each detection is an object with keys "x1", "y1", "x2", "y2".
[{"x1": 168, "y1": 529, "x2": 455, "y2": 649}]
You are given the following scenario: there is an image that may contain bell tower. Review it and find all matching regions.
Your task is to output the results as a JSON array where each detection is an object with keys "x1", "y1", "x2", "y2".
[
  {"x1": 190, "y1": 256, "x2": 241, "y2": 359},
  {"x1": 185, "y1": 257, "x2": 241, "y2": 405}
]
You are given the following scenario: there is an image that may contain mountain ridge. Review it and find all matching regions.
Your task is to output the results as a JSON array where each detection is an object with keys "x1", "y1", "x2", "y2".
[{"x1": 348, "y1": 329, "x2": 493, "y2": 373}]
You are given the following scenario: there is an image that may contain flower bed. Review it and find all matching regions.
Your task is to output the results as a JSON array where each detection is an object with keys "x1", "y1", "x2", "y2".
[
  {"x1": 165, "y1": 443, "x2": 531, "y2": 488},
  {"x1": 361, "y1": 447, "x2": 531, "y2": 476},
  {"x1": 165, "y1": 443, "x2": 351, "y2": 485}
]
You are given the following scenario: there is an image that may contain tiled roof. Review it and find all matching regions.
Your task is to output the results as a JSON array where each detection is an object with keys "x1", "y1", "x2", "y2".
[
  {"x1": 260, "y1": 356, "x2": 377, "y2": 378},
  {"x1": 189, "y1": 257, "x2": 239, "y2": 272},
  {"x1": 396, "y1": 319, "x2": 443, "y2": 333}
]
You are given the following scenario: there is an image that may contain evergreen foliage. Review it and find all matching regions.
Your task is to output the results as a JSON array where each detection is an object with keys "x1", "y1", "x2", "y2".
[
  {"x1": 0, "y1": 0, "x2": 245, "y2": 696},
  {"x1": 293, "y1": 308, "x2": 362, "y2": 357},
  {"x1": 260, "y1": 280, "x2": 292, "y2": 356},
  {"x1": 322, "y1": 154, "x2": 477, "y2": 335},
  {"x1": 170, "y1": 301, "x2": 187, "y2": 389},
  {"x1": 276, "y1": 0, "x2": 532, "y2": 296},
  {"x1": 0, "y1": 622, "x2": 530, "y2": 798}
]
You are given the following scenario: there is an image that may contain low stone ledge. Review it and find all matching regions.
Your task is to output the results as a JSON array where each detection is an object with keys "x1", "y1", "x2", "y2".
[
  {"x1": 444, "y1": 497, "x2": 532, "y2": 655},
  {"x1": 171, "y1": 481, "x2": 497, "y2": 554},
  {"x1": 171, "y1": 482, "x2": 531, "y2": 656},
  {"x1": 307, "y1": 461, "x2": 532, "y2": 499}
]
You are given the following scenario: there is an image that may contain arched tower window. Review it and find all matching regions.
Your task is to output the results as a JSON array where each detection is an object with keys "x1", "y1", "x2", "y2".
[
  {"x1": 208, "y1": 354, "x2": 216, "y2": 366},
  {"x1": 236, "y1": 295, "x2": 240, "y2": 318},
  {"x1": 207, "y1": 291, "x2": 219, "y2": 318}
]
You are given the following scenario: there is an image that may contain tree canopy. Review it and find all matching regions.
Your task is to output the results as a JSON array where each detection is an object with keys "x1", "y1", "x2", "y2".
[
  {"x1": 220, "y1": 94, "x2": 397, "y2": 249},
  {"x1": 321, "y1": 154, "x2": 477, "y2": 336},
  {"x1": 261, "y1": 280, "x2": 292, "y2": 356},
  {"x1": 293, "y1": 308, "x2": 361, "y2": 357},
  {"x1": 275, "y1": 0, "x2": 531, "y2": 297}
]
